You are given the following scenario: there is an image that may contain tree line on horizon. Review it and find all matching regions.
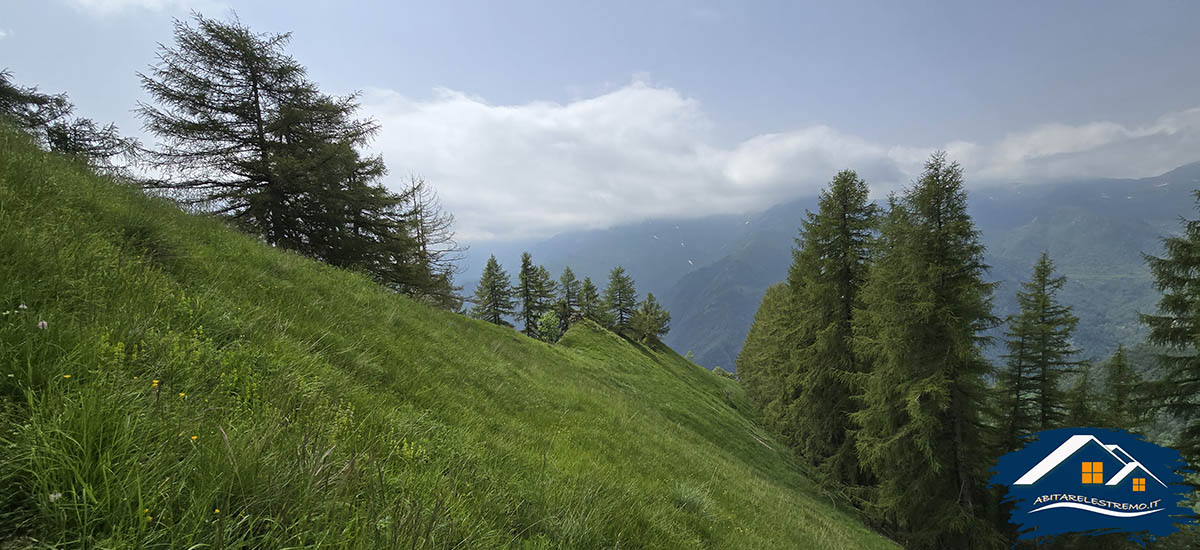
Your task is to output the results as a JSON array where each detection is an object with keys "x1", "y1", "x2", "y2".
[
  {"x1": 469, "y1": 254, "x2": 671, "y2": 345},
  {"x1": 1, "y1": 14, "x2": 461, "y2": 308},
  {"x1": 737, "y1": 154, "x2": 1198, "y2": 549}
]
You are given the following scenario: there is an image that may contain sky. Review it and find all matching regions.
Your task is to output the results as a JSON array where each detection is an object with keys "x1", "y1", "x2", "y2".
[{"x1": 3, "y1": 1, "x2": 1200, "y2": 242}]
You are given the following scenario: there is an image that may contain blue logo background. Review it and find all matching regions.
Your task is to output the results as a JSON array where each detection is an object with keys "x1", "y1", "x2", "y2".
[{"x1": 990, "y1": 427, "x2": 1195, "y2": 545}]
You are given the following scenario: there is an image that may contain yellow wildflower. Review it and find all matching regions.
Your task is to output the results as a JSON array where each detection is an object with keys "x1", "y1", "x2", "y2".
[
  {"x1": 62, "y1": 374, "x2": 71, "y2": 379},
  {"x1": 178, "y1": 392, "x2": 186, "y2": 397},
  {"x1": 191, "y1": 435, "x2": 198, "y2": 441}
]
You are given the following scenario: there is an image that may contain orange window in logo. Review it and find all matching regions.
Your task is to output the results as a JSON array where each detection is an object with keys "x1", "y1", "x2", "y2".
[
  {"x1": 1081, "y1": 462, "x2": 1103, "y2": 484},
  {"x1": 1133, "y1": 478, "x2": 1146, "y2": 492}
]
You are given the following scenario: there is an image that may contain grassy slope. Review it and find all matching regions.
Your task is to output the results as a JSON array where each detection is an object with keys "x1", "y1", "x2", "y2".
[{"x1": 0, "y1": 128, "x2": 894, "y2": 549}]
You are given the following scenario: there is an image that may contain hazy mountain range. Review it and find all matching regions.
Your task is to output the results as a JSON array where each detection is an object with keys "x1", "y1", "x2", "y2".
[{"x1": 464, "y1": 161, "x2": 1200, "y2": 370}]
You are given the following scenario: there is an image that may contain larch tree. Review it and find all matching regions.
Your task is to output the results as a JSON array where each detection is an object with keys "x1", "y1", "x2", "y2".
[
  {"x1": 398, "y1": 175, "x2": 463, "y2": 306},
  {"x1": 995, "y1": 252, "x2": 1081, "y2": 451},
  {"x1": 603, "y1": 266, "x2": 637, "y2": 331},
  {"x1": 1141, "y1": 191, "x2": 1200, "y2": 463},
  {"x1": 630, "y1": 292, "x2": 671, "y2": 344},
  {"x1": 786, "y1": 169, "x2": 878, "y2": 487},
  {"x1": 1101, "y1": 345, "x2": 1145, "y2": 431},
  {"x1": 1063, "y1": 365, "x2": 1097, "y2": 428},
  {"x1": 516, "y1": 253, "x2": 556, "y2": 337},
  {"x1": 470, "y1": 255, "x2": 515, "y2": 326},
  {"x1": 852, "y1": 153, "x2": 1001, "y2": 550},
  {"x1": 1, "y1": 70, "x2": 137, "y2": 171},
  {"x1": 579, "y1": 277, "x2": 603, "y2": 323},
  {"x1": 138, "y1": 15, "x2": 446, "y2": 300},
  {"x1": 736, "y1": 283, "x2": 804, "y2": 436},
  {"x1": 559, "y1": 267, "x2": 582, "y2": 319}
]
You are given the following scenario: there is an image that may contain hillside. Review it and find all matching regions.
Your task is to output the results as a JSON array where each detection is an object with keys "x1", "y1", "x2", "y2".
[{"x1": 0, "y1": 127, "x2": 894, "y2": 548}]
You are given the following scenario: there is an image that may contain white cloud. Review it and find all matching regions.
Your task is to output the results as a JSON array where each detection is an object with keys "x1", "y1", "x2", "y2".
[
  {"x1": 66, "y1": 0, "x2": 223, "y2": 15},
  {"x1": 0, "y1": 29, "x2": 9, "y2": 40},
  {"x1": 362, "y1": 79, "x2": 1200, "y2": 242}
]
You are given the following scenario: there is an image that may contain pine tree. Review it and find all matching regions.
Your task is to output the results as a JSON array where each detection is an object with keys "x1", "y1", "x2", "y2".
[
  {"x1": 470, "y1": 256, "x2": 515, "y2": 326},
  {"x1": 579, "y1": 277, "x2": 604, "y2": 323},
  {"x1": 1101, "y1": 346, "x2": 1145, "y2": 431},
  {"x1": 852, "y1": 153, "x2": 1001, "y2": 549},
  {"x1": 603, "y1": 266, "x2": 637, "y2": 331},
  {"x1": 1141, "y1": 191, "x2": 1200, "y2": 463},
  {"x1": 786, "y1": 169, "x2": 878, "y2": 486},
  {"x1": 630, "y1": 293, "x2": 671, "y2": 343},
  {"x1": 995, "y1": 252, "x2": 1081, "y2": 451}
]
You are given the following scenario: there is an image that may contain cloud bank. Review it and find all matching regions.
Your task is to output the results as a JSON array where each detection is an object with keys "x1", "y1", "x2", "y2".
[{"x1": 364, "y1": 79, "x2": 1200, "y2": 242}]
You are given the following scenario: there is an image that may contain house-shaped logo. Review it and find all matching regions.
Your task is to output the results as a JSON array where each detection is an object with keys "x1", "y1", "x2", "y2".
[
  {"x1": 990, "y1": 428, "x2": 1194, "y2": 545},
  {"x1": 1012, "y1": 434, "x2": 1167, "y2": 516}
]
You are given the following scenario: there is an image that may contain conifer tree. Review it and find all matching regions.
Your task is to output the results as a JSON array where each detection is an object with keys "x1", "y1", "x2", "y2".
[
  {"x1": 138, "y1": 15, "x2": 447, "y2": 299},
  {"x1": 630, "y1": 292, "x2": 671, "y2": 343},
  {"x1": 1141, "y1": 191, "x2": 1200, "y2": 463},
  {"x1": 786, "y1": 169, "x2": 878, "y2": 486},
  {"x1": 1101, "y1": 346, "x2": 1145, "y2": 431},
  {"x1": 559, "y1": 267, "x2": 582, "y2": 320},
  {"x1": 579, "y1": 277, "x2": 603, "y2": 322},
  {"x1": 852, "y1": 153, "x2": 1001, "y2": 549},
  {"x1": 1, "y1": 70, "x2": 137, "y2": 170},
  {"x1": 1063, "y1": 365, "x2": 1097, "y2": 428},
  {"x1": 995, "y1": 252, "x2": 1081, "y2": 450},
  {"x1": 516, "y1": 253, "x2": 556, "y2": 337},
  {"x1": 470, "y1": 256, "x2": 515, "y2": 326},
  {"x1": 397, "y1": 175, "x2": 463, "y2": 306},
  {"x1": 603, "y1": 266, "x2": 638, "y2": 331},
  {"x1": 737, "y1": 283, "x2": 804, "y2": 437}
]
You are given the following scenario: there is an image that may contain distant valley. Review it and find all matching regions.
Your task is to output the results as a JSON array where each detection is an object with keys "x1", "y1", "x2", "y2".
[{"x1": 466, "y1": 161, "x2": 1200, "y2": 369}]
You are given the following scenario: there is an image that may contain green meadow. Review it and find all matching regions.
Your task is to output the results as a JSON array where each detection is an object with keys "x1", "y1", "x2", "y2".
[{"x1": 0, "y1": 126, "x2": 895, "y2": 548}]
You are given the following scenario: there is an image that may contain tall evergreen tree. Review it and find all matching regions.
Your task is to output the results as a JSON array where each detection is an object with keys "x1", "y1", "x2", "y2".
[
  {"x1": 1101, "y1": 345, "x2": 1145, "y2": 431},
  {"x1": 785, "y1": 169, "x2": 878, "y2": 486},
  {"x1": 1141, "y1": 191, "x2": 1200, "y2": 463},
  {"x1": 1063, "y1": 365, "x2": 1097, "y2": 428},
  {"x1": 737, "y1": 283, "x2": 804, "y2": 435},
  {"x1": 516, "y1": 253, "x2": 556, "y2": 337},
  {"x1": 138, "y1": 15, "x2": 444, "y2": 298},
  {"x1": 579, "y1": 276, "x2": 603, "y2": 322},
  {"x1": 630, "y1": 293, "x2": 671, "y2": 344},
  {"x1": 470, "y1": 256, "x2": 515, "y2": 326},
  {"x1": 559, "y1": 267, "x2": 582, "y2": 319},
  {"x1": 852, "y1": 153, "x2": 1001, "y2": 549},
  {"x1": 603, "y1": 266, "x2": 638, "y2": 331},
  {"x1": 995, "y1": 252, "x2": 1081, "y2": 451}
]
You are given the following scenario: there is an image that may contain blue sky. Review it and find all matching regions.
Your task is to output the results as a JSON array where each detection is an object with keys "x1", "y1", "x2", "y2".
[{"x1": 3, "y1": 1, "x2": 1200, "y2": 241}]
